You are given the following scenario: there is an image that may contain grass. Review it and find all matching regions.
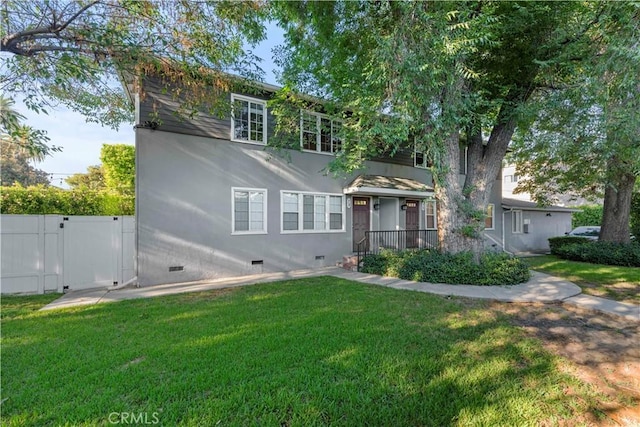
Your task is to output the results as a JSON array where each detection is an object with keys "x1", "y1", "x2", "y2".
[
  {"x1": 1, "y1": 277, "x2": 607, "y2": 426},
  {"x1": 522, "y1": 255, "x2": 640, "y2": 304}
]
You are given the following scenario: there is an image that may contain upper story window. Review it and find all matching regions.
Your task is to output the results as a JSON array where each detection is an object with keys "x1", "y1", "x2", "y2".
[
  {"x1": 301, "y1": 111, "x2": 342, "y2": 154},
  {"x1": 485, "y1": 204, "x2": 495, "y2": 230},
  {"x1": 231, "y1": 94, "x2": 267, "y2": 145},
  {"x1": 414, "y1": 143, "x2": 432, "y2": 169}
]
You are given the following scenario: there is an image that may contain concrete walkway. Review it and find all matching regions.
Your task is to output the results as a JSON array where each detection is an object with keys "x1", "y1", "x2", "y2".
[{"x1": 41, "y1": 267, "x2": 639, "y2": 322}]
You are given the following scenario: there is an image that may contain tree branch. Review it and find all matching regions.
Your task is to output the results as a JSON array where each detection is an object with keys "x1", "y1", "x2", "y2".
[{"x1": 1, "y1": 0, "x2": 100, "y2": 55}]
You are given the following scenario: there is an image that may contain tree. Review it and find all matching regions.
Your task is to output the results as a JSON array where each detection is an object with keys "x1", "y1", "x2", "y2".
[
  {"x1": 0, "y1": 95, "x2": 55, "y2": 186},
  {"x1": 0, "y1": 95, "x2": 60, "y2": 160},
  {"x1": 1, "y1": 0, "x2": 268, "y2": 128},
  {"x1": 272, "y1": 1, "x2": 606, "y2": 257},
  {"x1": 100, "y1": 144, "x2": 135, "y2": 195},
  {"x1": 511, "y1": 2, "x2": 639, "y2": 243},
  {"x1": 66, "y1": 165, "x2": 105, "y2": 190},
  {"x1": 65, "y1": 144, "x2": 134, "y2": 193},
  {"x1": 0, "y1": 139, "x2": 51, "y2": 186}
]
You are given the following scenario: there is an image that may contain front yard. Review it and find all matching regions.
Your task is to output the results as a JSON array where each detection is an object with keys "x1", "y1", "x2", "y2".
[
  {"x1": 1, "y1": 277, "x2": 626, "y2": 426},
  {"x1": 522, "y1": 255, "x2": 640, "y2": 304}
]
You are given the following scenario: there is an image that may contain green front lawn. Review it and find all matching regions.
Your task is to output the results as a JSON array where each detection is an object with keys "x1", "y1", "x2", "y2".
[
  {"x1": 2, "y1": 278, "x2": 606, "y2": 426},
  {"x1": 522, "y1": 255, "x2": 640, "y2": 304}
]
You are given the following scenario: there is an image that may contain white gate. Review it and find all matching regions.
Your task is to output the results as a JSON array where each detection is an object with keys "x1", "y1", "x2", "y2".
[{"x1": 1, "y1": 215, "x2": 135, "y2": 294}]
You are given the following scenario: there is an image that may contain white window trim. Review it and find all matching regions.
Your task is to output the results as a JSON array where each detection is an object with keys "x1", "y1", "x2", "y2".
[
  {"x1": 424, "y1": 200, "x2": 437, "y2": 230},
  {"x1": 512, "y1": 209, "x2": 523, "y2": 234},
  {"x1": 230, "y1": 94, "x2": 268, "y2": 146},
  {"x1": 280, "y1": 190, "x2": 346, "y2": 234},
  {"x1": 485, "y1": 203, "x2": 495, "y2": 230},
  {"x1": 414, "y1": 142, "x2": 429, "y2": 169},
  {"x1": 460, "y1": 146, "x2": 468, "y2": 175},
  {"x1": 231, "y1": 187, "x2": 268, "y2": 235},
  {"x1": 300, "y1": 110, "x2": 342, "y2": 155}
]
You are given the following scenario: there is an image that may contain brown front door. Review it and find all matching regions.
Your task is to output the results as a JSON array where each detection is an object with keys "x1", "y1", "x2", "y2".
[
  {"x1": 352, "y1": 197, "x2": 370, "y2": 251},
  {"x1": 405, "y1": 200, "x2": 419, "y2": 248}
]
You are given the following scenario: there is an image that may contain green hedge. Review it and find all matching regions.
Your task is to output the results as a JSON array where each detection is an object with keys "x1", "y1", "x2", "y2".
[
  {"x1": 554, "y1": 241, "x2": 640, "y2": 267},
  {"x1": 1, "y1": 185, "x2": 134, "y2": 215},
  {"x1": 361, "y1": 249, "x2": 530, "y2": 286},
  {"x1": 548, "y1": 236, "x2": 592, "y2": 255}
]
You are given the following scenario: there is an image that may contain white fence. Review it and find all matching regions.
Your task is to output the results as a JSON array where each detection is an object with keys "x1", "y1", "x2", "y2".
[{"x1": 1, "y1": 215, "x2": 135, "y2": 294}]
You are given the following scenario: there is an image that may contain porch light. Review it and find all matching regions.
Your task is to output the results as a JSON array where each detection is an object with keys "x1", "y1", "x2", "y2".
[
  {"x1": 401, "y1": 204, "x2": 407, "y2": 211},
  {"x1": 373, "y1": 203, "x2": 380, "y2": 210}
]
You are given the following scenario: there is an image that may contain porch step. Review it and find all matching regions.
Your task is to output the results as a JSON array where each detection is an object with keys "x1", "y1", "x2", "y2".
[{"x1": 338, "y1": 255, "x2": 359, "y2": 272}]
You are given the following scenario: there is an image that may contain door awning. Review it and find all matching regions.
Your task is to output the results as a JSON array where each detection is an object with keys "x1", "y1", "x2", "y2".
[{"x1": 343, "y1": 175, "x2": 434, "y2": 198}]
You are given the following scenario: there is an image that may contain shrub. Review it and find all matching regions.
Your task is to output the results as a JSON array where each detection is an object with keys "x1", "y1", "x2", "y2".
[
  {"x1": 0, "y1": 184, "x2": 134, "y2": 215},
  {"x1": 361, "y1": 250, "x2": 530, "y2": 286},
  {"x1": 554, "y1": 241, "x2": 640, "y2": 267},
  {"x1": 548, "y1": 236, "x2": 592, "y2": 255}
]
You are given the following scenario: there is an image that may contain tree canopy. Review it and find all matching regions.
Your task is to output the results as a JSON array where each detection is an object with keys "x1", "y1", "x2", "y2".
[
  {"x1": 66, "y1": 144, "x2": 134, "y2": 194},
  {"x1": 272, "y1": 1, "x2": 616, "y2": 254},
  {"x1": 511, "y1": 1, "x2": 639, "y2": 242},
  {"x1": 1, "y1": 0, "x2": 268, "y2": 128}
]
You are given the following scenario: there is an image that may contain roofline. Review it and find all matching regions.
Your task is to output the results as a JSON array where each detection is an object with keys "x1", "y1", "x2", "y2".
[
  {"x1": 501, "y1": 204, "x2": 579, "y2": 213},
  {"x1": 344, "y1": 186, "x2": 434, "y2": 198}
]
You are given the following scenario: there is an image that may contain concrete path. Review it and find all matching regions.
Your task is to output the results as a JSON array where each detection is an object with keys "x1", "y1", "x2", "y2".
[{"x1": 41, "y1": 267, "x2": 639, "y2": 322}]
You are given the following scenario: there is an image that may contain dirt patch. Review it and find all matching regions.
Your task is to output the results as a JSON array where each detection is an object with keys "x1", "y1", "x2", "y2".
[{"x1": 493, "y1": 301, "x2": 640, "y2": 426}]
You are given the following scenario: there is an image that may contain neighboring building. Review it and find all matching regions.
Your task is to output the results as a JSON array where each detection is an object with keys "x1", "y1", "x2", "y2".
[
  {"x1": 130, "y1": 75, "x2": 504, "y2": 286},
  {"x1": 502, "y1": 164, "x2": 598, "y2": 207},
  {"x1": 502, "y1": 198, "x2": 577, "y2": 254}
]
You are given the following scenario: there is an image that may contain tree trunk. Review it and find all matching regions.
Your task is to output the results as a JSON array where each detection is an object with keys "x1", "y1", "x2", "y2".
[
  {"x1": 435, "y1": 107, "x2": 518, "y2": 260},
  {"x1": 436, "y1": 133, "x2": 485, "y2": 257},
  {"x1": 600, "y1": 157, "x2": 636, "y2": 243}
]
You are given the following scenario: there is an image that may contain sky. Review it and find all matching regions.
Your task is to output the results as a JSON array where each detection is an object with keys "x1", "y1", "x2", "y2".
[{"x1": 11, "y1": 23, "x2": 284, "y2": 188}]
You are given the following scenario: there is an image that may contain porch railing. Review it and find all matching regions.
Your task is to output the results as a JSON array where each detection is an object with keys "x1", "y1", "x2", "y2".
[{"x1": 356, "y1": 230, "x2": 439, "y2": 272}]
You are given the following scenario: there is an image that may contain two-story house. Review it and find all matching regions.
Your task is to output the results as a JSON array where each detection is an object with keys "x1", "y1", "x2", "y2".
[{"x1": 130, "y1": 75, "x2": 503, "y2": 286}]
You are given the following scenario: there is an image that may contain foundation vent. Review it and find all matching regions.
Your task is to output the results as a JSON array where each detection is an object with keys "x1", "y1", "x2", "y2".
[
  {"x1": 168, "y1": 266, "x2": 184, "y2": 272},
  {"x1": 251, "y1": 260, "x2": 264, "y2": 265}
]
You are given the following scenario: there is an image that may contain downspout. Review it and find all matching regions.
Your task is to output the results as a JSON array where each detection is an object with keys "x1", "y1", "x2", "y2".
[{"x1": 502, "y1": 208, "x2": 514, "y2": 256}]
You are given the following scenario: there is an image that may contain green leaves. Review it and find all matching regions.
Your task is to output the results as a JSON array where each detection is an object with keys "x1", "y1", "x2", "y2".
[{"x1": 1, "y1": 0, "x2": 269, "y2": 128}]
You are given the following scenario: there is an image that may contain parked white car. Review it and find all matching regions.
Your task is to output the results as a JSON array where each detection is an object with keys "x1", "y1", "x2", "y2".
[{"x1": 566, "y1": 226, "x2": 600, "y2": 240}]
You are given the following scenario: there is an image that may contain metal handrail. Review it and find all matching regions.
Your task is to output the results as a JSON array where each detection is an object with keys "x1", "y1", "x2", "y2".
[
  {"x1": 355, "y1": 230, "x2": 438, "y2": 271},
  {"x1": 355, "y1": 236, "x2": 368, "y2": 271}
]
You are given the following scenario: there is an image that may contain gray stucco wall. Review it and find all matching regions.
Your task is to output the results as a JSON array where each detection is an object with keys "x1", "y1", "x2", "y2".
[
  {"x1": 503, "y1": 209, "x2": 573, "y2": 253},
  {"x1": 136, "y1": 128, "x2": 449, "y2": 286}
]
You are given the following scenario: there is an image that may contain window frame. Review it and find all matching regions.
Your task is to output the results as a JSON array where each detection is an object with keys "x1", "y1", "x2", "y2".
[
  {"x1": 300, "y1": 110, "x2": 343, "y2": 155},
  {"x1": 459, "y1": 146, "x2": 468, "y2": 174},
  {"x1": 414, "y1": 142, "x2": 430, "y2": 169},
  {"x1": 231, "y1": 187, "x2": 268, "y2": 235},
  {"x1": 425, "y1": 200, "x2": 437, "y2": 230},
  {"x1": 230, "y1": 94, "x2": 268, "y2": 145},
  {"x1": 511, "y1": 209, "x2": 523, "y2": 234},
  {"x1": 280, "y1": 190, "x2": 345, "y2": 234},
  {"x1": 484, "y1": 203, "x2": 495, "y2": 230}
]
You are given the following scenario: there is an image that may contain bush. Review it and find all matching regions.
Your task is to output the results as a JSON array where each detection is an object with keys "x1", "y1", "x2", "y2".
[
  {"x1": 554, "y1": 241, "x2": 640, "y2": 267},
  {"x1": 0, "y1": 184, "x2": 134, "y2": 215},
  {"x1": 548, "y1": 236, "x2": 592, "y2": 255},
  {"x1": 361, "y1": 249, "x2": 530, "y2": 286}
]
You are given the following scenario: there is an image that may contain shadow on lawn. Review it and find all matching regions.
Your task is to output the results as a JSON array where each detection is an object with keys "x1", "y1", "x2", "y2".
[{"x1": 2, "y1": 279, "x2": 604, "y2": 426}]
